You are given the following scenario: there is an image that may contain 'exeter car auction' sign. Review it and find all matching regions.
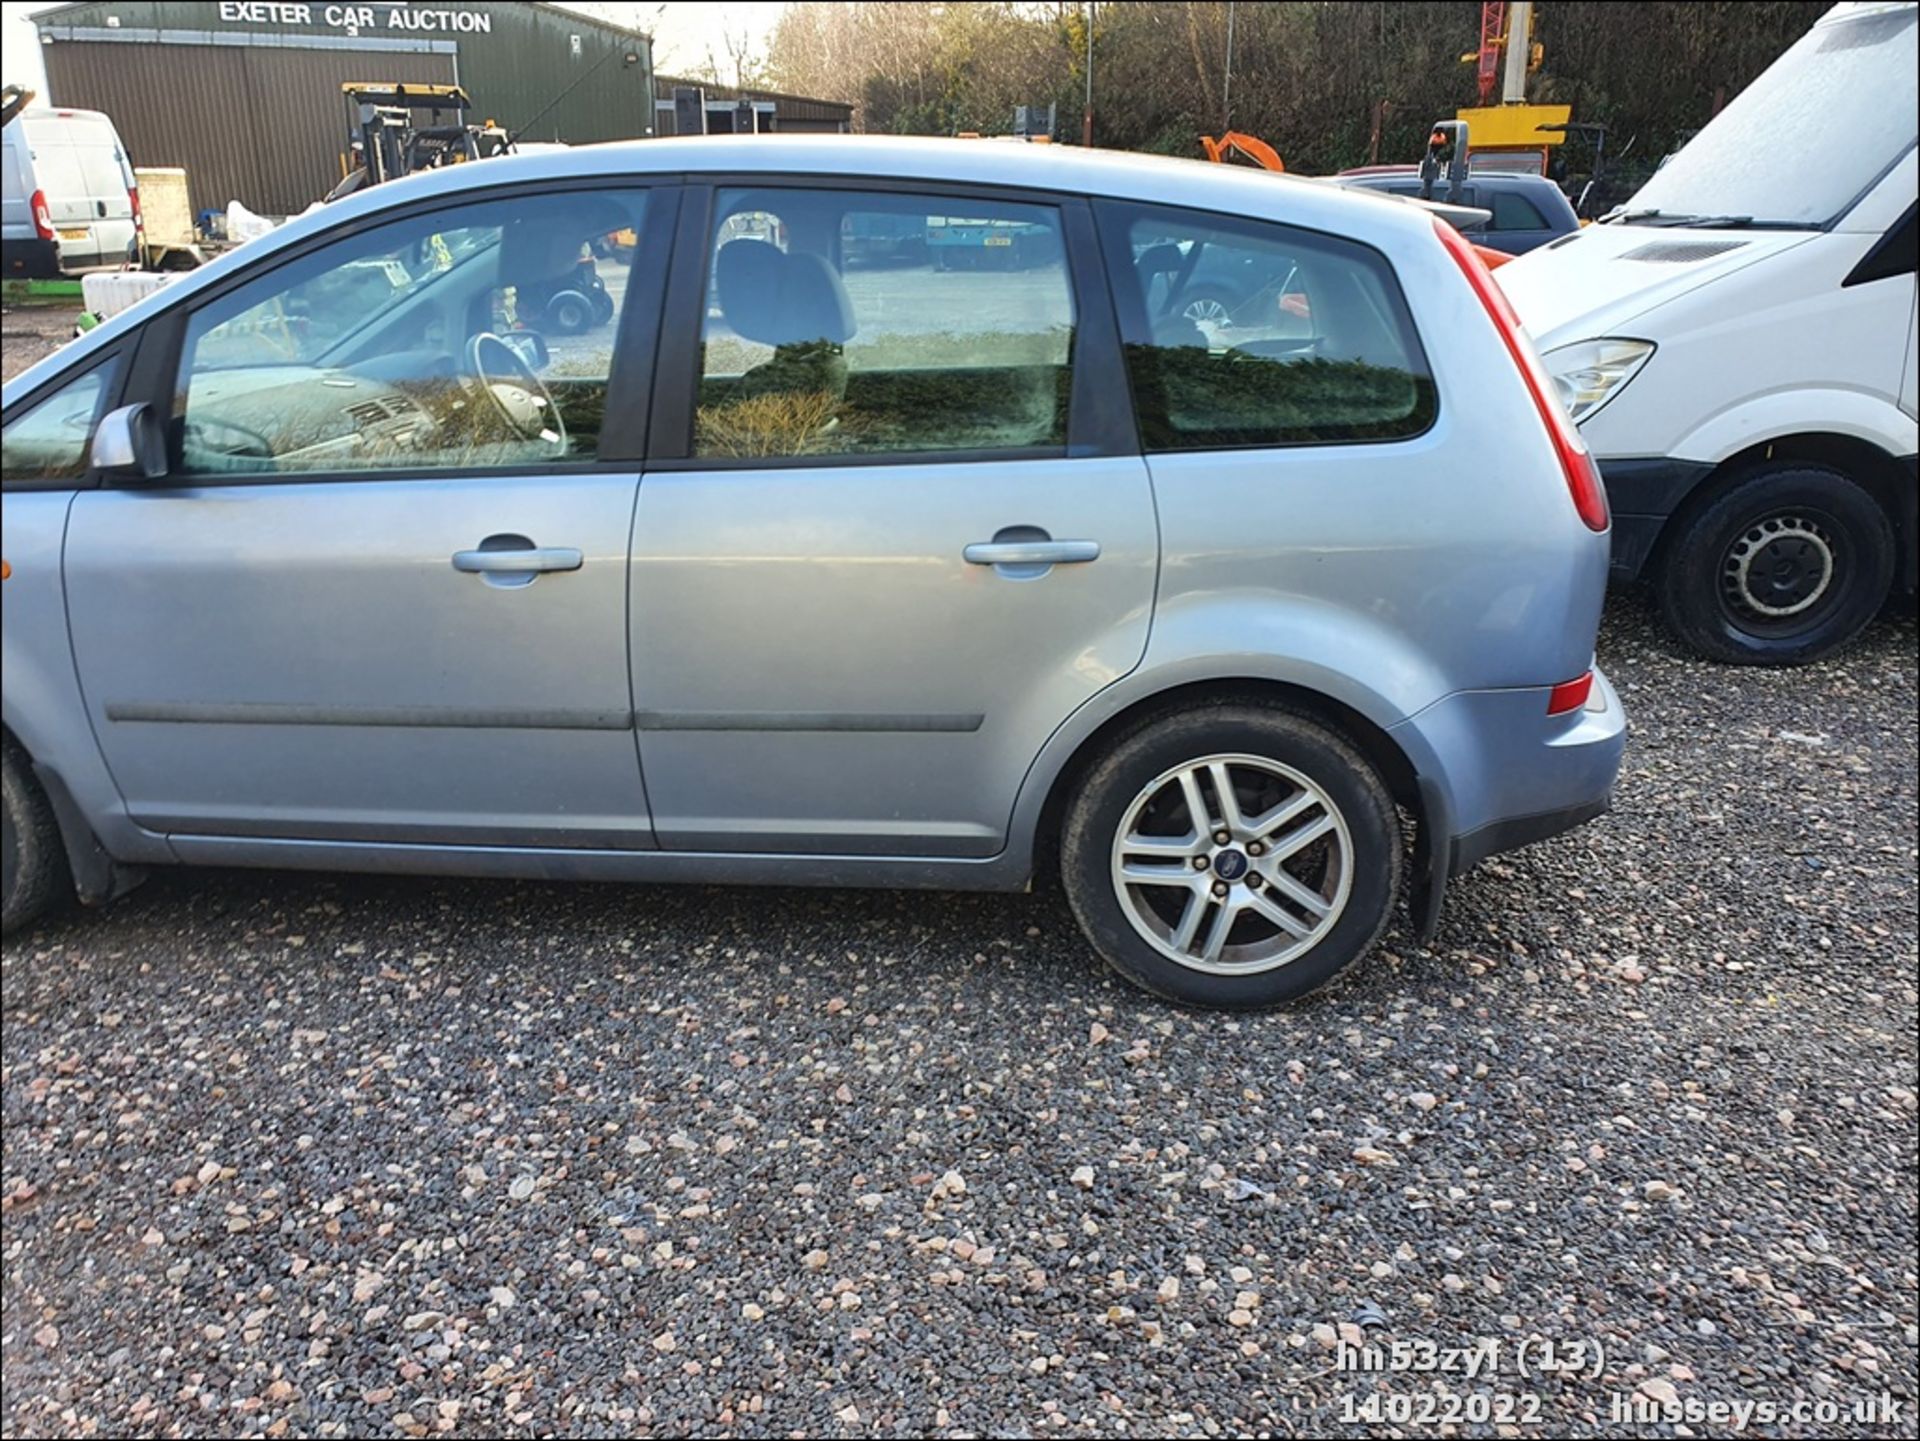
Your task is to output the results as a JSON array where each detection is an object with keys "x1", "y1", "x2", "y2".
[{"x1": 215, "y1": 2, "x2": 494, "y2": 33}]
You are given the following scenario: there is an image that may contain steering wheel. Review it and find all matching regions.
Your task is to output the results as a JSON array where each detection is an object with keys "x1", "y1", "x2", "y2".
[
  {"x1": 466, "y1": 331, "x2": 567, "y2": 456},
  {"x1": 181, "y1": 414, "x2": 280, "y2": 473}
]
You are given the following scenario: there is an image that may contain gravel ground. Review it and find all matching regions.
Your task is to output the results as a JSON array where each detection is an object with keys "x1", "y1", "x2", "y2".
[
  {"x1": 4, "y1": 591, "x2": 1917, "y2": 1438},
  {"x1": 1, "y1": 306, "x2": 77, "y2": 383}
]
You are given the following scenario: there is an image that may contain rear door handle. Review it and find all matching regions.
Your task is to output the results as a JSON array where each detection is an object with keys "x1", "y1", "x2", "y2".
[
  {"x1": 451, "y1": 546, "x2": 583, "y2": 574},
  {"x1": 963, "y1": 540, "x2": 1101, "y2": 566}
]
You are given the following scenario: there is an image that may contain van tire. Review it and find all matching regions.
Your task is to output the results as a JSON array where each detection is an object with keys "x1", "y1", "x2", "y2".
[
  {"x1": 1656, "y1": 464, "x2": 1895, "y2": 666},
  {"x1": 2, "y1": 738, "x2": 69, "y2": 936},
  {"x1": 1060, "y1": 703, "x2": 1401, "y2": 1010}
]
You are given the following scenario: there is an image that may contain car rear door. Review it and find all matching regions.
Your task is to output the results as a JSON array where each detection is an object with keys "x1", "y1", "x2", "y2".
[
  {"x1": 629, "y1": 180, "x2": 1156, "y2": 856},
  {"x1": 63, "y1": 182, "x2": 673, "y2": 852}
]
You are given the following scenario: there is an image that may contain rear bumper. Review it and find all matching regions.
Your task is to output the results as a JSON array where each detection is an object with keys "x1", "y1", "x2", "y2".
[
  {"x1": 3, "y1": 236, "x2": 62, "y2": 280},
  {"x1": 1393, "y1": 668, "x2": 1627, "y2": 934},
  {"x1": 1450, "y1": 796, "x2": 1610, "y2": 874}
]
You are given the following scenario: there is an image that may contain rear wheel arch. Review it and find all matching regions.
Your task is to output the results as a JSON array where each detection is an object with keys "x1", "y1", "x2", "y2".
[{"x1": 1031, "y1": 678, "x2": 1426, "y2": 873}]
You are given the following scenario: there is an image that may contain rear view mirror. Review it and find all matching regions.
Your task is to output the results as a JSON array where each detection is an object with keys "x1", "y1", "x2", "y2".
[{"x1": 91, "y1": 402, "x2": 169, "y2": 480}]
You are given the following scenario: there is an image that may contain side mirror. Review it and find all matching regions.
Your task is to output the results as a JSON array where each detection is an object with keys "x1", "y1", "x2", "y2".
[{"x1": 91, "y1": 402, "x2": 168, "y2": 480}]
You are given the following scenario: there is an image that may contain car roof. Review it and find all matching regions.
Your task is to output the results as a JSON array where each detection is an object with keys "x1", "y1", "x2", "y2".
[
  {"x1": 1341, "y1": 166, "x2": 1560, "y2": 191},
  {"x1": 5, "y1": 134, "x2": 1440, "y2": 406}
]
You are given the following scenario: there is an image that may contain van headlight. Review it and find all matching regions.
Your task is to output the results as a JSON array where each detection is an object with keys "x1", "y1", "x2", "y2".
[{"x1": 1543, "y1": 339, "x2": 1654, "y2": 424}]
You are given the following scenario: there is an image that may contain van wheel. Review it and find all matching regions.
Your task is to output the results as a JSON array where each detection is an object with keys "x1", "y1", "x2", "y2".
[
  {"x1": 1060, "y1": 704, "x2": 1401, "y2": 1010},
  {"x1": 1656, "y1": 464, "x2": 1894, "y2": 665},
  {"x1": 2, "y1": 738, "x2": 68, "y2": 936}
]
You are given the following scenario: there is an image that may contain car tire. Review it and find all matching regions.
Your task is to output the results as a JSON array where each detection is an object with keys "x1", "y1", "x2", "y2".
[
  {"x1": 2, "y1": 737, "x2": 68, "y2": 936},
  {"x1": 1060, "y1": 703, "x2": 1402, "y2": 1009},
  {"x1": 588, "y1": 287, "x2": 616, "y2": 326},
  {"x1": 1656, "y1": 464, "x2": 1895, "y2": 666}
]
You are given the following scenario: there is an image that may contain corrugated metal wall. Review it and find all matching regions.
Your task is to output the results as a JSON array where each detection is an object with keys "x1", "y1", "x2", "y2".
[
  {"x1": 655, "y1": 75, "x2": 854, "y2": 135},
  {"x1": 37, "y1": 2, "x2": 657, "y2": 150},
  {"x1": 45, "y1": 41, "x2": 456, "y2": 216}
]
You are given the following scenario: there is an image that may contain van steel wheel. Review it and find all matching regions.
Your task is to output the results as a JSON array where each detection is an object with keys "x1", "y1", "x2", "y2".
[
  {"x1": 1061, "y1": 704, "x2": 1401, "y2": 1009},
  {"x1": 1657, "y1": 464, "x2": 1894, "y2": 665}
]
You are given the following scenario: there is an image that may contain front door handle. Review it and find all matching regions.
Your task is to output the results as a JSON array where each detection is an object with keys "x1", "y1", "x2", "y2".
[
  {"x1": 963, "y1": 540, "x2": 1101, "y2": 566},
  {"x1": 452, "y1": 546, "x2": 583, "y2": 574}
]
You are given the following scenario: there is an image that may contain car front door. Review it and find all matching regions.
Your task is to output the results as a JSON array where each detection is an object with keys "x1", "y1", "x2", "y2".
[
  {"x1": 629, "y1": 182, "x2": 1156, "y2": 856},
  {"x1": 64, "y1": 183, "x2": 670, "y2": 850}
]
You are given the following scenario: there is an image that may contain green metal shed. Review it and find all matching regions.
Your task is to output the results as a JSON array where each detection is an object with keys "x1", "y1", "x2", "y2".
[{"x1": 31, "y1": 1, "x2": 655, "y2": 216}]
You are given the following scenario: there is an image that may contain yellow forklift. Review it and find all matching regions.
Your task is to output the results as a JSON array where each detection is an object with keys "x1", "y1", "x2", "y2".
[{"x1": 324, "y1": 83, "x2": 512, "y2": 202}]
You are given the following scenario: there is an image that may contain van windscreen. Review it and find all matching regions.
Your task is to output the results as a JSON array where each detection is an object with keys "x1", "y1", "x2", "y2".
[{"x1": 1621, "y1": 4, "x2": 1917, "y2": 228}]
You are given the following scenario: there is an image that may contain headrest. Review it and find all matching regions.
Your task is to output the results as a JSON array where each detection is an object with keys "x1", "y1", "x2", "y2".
[{"x1": 716, "y1": 239, "x2": 855, "y2": 347}]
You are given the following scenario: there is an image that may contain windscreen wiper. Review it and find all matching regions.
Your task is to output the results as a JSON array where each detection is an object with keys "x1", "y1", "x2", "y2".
[
  {"x1": 1643, "y1": 213, "x2": 1754, "y2": 228},
  {"x1": 1603, "y1": 209, "x2": 1765, "y2": 229}
]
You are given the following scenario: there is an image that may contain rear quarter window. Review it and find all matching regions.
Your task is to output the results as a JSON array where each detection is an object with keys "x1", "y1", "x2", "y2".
[{"x1": 1098, "y1": 200, "x2": 1436, "y2": 450}]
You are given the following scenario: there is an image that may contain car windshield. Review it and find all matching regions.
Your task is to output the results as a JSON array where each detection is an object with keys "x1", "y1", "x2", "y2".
[{"x1": 1620, "y1": 4, "x2": 1917, "y2": 228}]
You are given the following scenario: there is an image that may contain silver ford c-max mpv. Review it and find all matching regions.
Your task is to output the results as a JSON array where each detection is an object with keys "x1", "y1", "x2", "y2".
[{"x1": 0, "y1": 136, "x2": 1626, "y2": 1008}]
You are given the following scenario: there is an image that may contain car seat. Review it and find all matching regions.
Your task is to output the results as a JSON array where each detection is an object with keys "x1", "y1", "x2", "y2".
[{"x1": 715, "y1": 240, "x2": 856, "y2": 401}]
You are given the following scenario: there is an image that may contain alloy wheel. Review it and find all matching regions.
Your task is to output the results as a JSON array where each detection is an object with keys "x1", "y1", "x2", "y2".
[{"x1": 1109, "y1": 753, "x2": 1353, "y2": 974}]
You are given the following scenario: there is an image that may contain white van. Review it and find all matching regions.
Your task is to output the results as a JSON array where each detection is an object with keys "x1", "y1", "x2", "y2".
[
  {"x1": 1499, "y1": 0, "x2": 1917, "y2": 665},
  {"x1": 1, "y1": 107, "x2": 141, "y2": 280}
]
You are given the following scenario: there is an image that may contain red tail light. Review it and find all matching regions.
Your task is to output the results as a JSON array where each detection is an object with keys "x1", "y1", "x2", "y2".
[
  {"x1": 1546, "y1": 671, "x2": 1595, "y2": 716},
  {"x1": 129, "y1": 185, "x2": 143, "y2": 234},
  {"x1": 30, "y1": 189, "x2": 54, "y2": 242},
  {"x1": 1433, "y1": 217, "x2": 1610, "y2": 532}
]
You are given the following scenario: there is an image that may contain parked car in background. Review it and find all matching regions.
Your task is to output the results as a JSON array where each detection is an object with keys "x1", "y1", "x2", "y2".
[
  {"x1": 1499, "y1": 0, "x2": 1918, "y2": 665},
  {"x1": 2, "y1": 105, "x2": 140, "y2": 278},
  {"x1": 1, "y1": 135, "x2": 1626, "y2": 1008},
  {"x1": 1339, "y1": 167, "x2": 1580, "y2": 254}
]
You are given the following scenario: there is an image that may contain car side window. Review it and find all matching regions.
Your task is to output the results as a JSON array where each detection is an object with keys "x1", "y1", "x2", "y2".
[
  {"x1": 1100, "y1": 201, "x2": 1435, "y2": 450},
  {"x1": 172, "y1": 189, "x2": 647, "y2": 478},
  {"x1": 1, "y1": 364, "x2": 112, "y2": 484},
  {"x1": 695, "y1": 187, "x2": 1074, "y2": 459},
  {"x1": 1490, "y1": 191, "x2": 1549, "y2": 231}
]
